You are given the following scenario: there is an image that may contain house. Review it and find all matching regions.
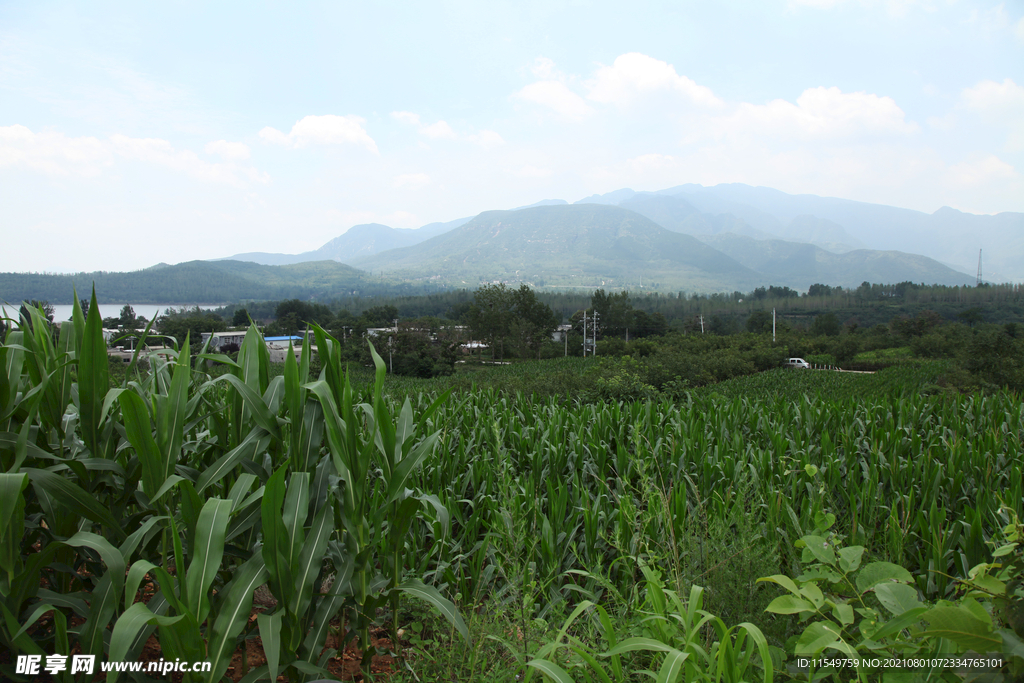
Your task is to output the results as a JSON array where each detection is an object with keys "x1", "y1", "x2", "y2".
[
  {"x1": 551, "y1": 324, "x2": 572, "y2": 342},
  {"x1": 201, "y1": 332, "x2": 246, "y2": 351}
]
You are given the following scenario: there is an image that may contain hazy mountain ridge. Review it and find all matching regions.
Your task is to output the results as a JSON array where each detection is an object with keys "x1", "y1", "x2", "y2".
[
  {"x1": 353, "y1": 204, "x2": 765, "y2": 290},
  {"x1": 0, "y1": 260, "x2": 376, "y2": 304},
  {"x1": 694, "y1": 233, "x2": 972, "y2": 289},
  {"x1": 654, "y1": 184, "x2": 1020, "y2": 280},
  {"x1": 217, "y1": 217, "x2": 471, "y2": 266},
  {"x1": 9, "y1": 183, "x2": 1010, "y2": 305}
]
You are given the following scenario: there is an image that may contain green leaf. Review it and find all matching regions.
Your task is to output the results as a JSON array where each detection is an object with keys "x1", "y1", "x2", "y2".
[
  {"x1": 801, "y1": 535, "x2": 837, "y2": 565},
  {"x1": 0, "y1": 473, "x2": 29, "y2": 536},
  {"x1": 765, "y1": 595, "x2": 815, "y2": 615},
  {"x1": 205, "y1": 555, "x2": 269, "y2": 683},
  {"x1": 921, "y1": 606, "x2": 1001, "y2": 652},
  {"x1": 838, "y1": 546, "x2": 865, "y2": 573},
  {"x1": 281, "y1": 471, "x2": 310, "y2": 569},
  {"x1": 873, "y1": 583, "x2": 921, "y2": 616},
  {"x1": 856, "y1": 562, "x2": 914, "y2": 592},
  {"x1": 26, "y1": 468, "x2": 126, "y2": 540},
  {"x1": 287, "y1": 499, "x2": 333, "y2": 619},
  {"x1": 655, "y1": 649, "x2": 688, "y2": 683},
  {"x1": 258, "y1": 612, "x2": 283, "y2": 683},
  {"x1": 398, "y1": 578, "x2": 469, "y2": 642},
  {"x1": 800, "y1": 582, "x2": 825, "y2": 608},
  {"x1": 603, "y1": 637, "x2": 679, "y2": 656},
  {"x1": 119, "y1": 390, "x2": 164, "y2": 499},
  {"x1": 212, "y1": 374, "x2": 282, "y2": 440},
  {"x1": 831, "y1": 602, "x2": 854, "y2": 625},
  {"x1": 526, "y1": 659, "x2": 575, "y2": 683},
  {"x1": 11, "y1": 602, "x2": 58, "y2": 641},
  {"x1": 107, "y1": 603, "x2": 184, "y2": 683},
  {"x1": 757, "y1": 574, "x2": 802, "y2": 597},
  {"x1": 78, "y1": 287, "x2": 109, "y2": 457},
  {"x1": 868, "y1": 606, "x2": 928, "y2": 641},
  {"x1": 794, "y1": 621, "x2": 842, "y2": 655},
  {"x1": 195, "y1": 427, "x2": 269, "y2": 493},
  {"x1": 185, "y1": 498, "x2": 232, "y2": 624}
]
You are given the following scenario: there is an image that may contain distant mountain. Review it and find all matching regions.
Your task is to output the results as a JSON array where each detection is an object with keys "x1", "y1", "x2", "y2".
[
  {"x1": 574, "y1": 188, "x2": 638, "y2": 206},
  {"x1": 217, "y1": 217, "x2": 471, "y2": 266},
  {"x1": 694, "y1": 233, "x2": 973, "y2": 289},
  {"x1": 0, "y1": 260, "x2": 377, "y2": 304},
  {"x1": 353, "y1": 204, "x2": 763, "y2": 291},
  {"x1": 512, "y1": 199, "x2": 568, "y2": 210},
  {"x1": 653, "y1": 184, "x2": 1019, "y2": 280},
  {"x1": 619, "y1": 194, "x2": 773, "y2": 240}
]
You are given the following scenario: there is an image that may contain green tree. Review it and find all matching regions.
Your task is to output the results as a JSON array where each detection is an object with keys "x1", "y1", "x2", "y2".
[
  {"x1": 465, "y1": 284, "x2": 515, "y2": 360},
  {"x1": 746, "y1": 310, "x2": 773, "y2": 334},
  {"x1": 810, "y1": 312, "x2": 841, "y2": 337},
  {"x1": 511, "y1": 285, "x2": 559, "y2": 358}
]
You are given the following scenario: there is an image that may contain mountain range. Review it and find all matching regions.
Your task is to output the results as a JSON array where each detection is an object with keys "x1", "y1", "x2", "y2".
[
  {"x1": 211, "y1": 183, "x2": 1013, "y2": 291},
  {"x1": 5, "y1": 183, "x2": 1016, "y2": 304}
]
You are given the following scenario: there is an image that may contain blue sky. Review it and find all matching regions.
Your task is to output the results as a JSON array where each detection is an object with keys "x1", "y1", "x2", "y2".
[{"x1": 2, "y1": 0, "x2": 1022, "y2": 272}]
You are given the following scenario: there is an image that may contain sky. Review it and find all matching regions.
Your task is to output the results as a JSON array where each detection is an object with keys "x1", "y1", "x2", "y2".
[{"x1": 1, "y1": 0, "x2": 1022, "y2": 273}]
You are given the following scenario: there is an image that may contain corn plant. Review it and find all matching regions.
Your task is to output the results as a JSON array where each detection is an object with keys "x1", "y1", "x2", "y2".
[
  {"x1": 523, "y1": 560, "x2": 773, "y2": 683},
  {"x1": 308, "y1": 326, "x2": 467, "y2": 663}
]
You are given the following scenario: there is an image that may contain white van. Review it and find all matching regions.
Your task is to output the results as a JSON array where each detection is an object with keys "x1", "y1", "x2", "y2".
[{"x1": 784, "y1": 358, "x2": 810, "y2": 369}]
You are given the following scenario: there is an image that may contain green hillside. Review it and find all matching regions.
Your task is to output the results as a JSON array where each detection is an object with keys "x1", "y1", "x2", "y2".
[
  {"x1": 0, "y1": 260, "x2": 377, "y2": 304},
  {"x1": 354, "y1": 204, "x2": 763, "y2": 291}
]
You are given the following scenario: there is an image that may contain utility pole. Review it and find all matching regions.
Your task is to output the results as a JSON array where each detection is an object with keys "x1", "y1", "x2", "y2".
[
  {"x1": 699, "y1": 314, "x2": 704, "y2": 334},
  {"x1": 592, "y1": 311, "x2": 599, "y2": 356},
  {"x1": 977, "y1": 249, "x2": 983, "y2": 286},
  {"x1": 582, "y1": 310, "x2": 587, "y2": 357},
  {"x1": 772, "y1": 308, "x2": 776, "y2": 343},
  {"x1": 564, "y1": 325, "x2": 568, "y2": 357}
]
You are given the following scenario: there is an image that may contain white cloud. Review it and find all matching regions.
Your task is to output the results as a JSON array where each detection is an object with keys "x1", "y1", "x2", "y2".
[
  {"x1": 626, "y1": 153, "x2": 677, "y2": 174},
  {"x1": 586, "y1": 53, "x2": 722, "y2": 107},
  {"x1": 394, "y1": 172, "x2": 431, "y2": 189},
  {"x1": 467, "y1": 130, "x2": 505, "y2": 149},
  {"x1": 111, "y1": 135, "x2": 264, "y2": 187},
  {"x1": 514, "y1": 80, "x2": 593, "y2": 120},
  {"x1": 944, "y1": 155, "x2": 1017, "y2": 187},
  {"x1": 0, "y1": 125, "x2": 265, "y2": 187},
  {"x1": 391, "y1": 111, "x2": 470, "y2": 142},
  {"x1": 511, "y1": 165, "x2": 553, "y2": 178},
  {"x1": 390, "y1": 111, "x2": 421, "y2": 126},
  {"x1": 530, "y1": 57, "x2": 558, "y2": 80},
  {"x1": 1017, "y1": 16, "x2": 1024, "y2": 40},
  {"x1": 713, "y1": 86, "x2": 918, "y2": 141},
  {"x1": 259, "y1": 115, "x2": 378, "y2": 154},
  {"x1": 420, "y1": 120, "x2": 457, "y2": 139},
  {"x1": 786, "y1": 0, "x2": 937, "y2": 17},
  {"x1": 205, "y1": 139, "x2": 250, "y2": 160},
  {"x1": 0, "y1": 124, "x2": 112, "y2": 176},
  {"x1": 961, "y1": 78, "x2": 1024, "y2": 150}
]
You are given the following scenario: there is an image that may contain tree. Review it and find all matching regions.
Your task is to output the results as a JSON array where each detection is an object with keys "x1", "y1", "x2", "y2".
[
  {"x1": 511, "y1": 285, "x2": 559, "y2": 358},
  {"x1": 119, "y1": 304, "x2": 138, "y2": 329},
  {"x1": 746, "y1": 310, "x2": 773, "y2": 334},
  {"x1": 362, "y1": 305, "x2": 399, "y2": 328},
  {"x1": 465, "y1": 284, "x2": 514, "y2": 360},
  {"x1": 591, "y1": 289, "x2": 635, "y2": 338},
  {"x1": 810, "y1": 312, "x2": 841, "y2": 337},
  {"x1": 232, "y1": 308, "x2": 250, "y2": 326},
  {"x1": 158, "y1": 307, "x2": 226, "y2": 347}
]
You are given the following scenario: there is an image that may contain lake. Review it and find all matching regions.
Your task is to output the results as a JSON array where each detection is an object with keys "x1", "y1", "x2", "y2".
[{"x1": 2, "y1": 303, "x2": 224, "y2": 324}]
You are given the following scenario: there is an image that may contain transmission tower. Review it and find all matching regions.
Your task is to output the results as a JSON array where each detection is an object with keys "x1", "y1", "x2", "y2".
[{"x1": 976, "y1": 249, "x2": 983, "y2": 286}]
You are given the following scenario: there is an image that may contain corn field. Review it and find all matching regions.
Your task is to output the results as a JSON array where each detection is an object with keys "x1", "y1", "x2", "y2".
[{"x1": 2, "y1": 294, "x2": 1021, "y2": 681}]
